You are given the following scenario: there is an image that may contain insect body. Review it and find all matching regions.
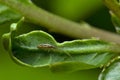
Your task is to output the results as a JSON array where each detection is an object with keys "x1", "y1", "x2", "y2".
[
  {"x1": 37, "y1": 44, "x2": 56, "y2": 49},
  {"x1": 37, "y1": 44, "x2": 71, "y2": 57}
]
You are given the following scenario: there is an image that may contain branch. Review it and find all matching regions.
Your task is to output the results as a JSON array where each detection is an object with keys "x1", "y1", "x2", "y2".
[{"x1": 1, "y1": 0, "x2": 120, "y2": 44}]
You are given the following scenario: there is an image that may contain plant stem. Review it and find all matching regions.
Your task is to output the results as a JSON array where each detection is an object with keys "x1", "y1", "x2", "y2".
[{"x1": 1, "y1": 0, "x2": 120, "y2": 44}]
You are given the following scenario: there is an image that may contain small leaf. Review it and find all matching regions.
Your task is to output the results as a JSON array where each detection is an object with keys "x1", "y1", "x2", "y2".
[{"x1": 99, "y1": 58, "x2": 120, "y2": 80}]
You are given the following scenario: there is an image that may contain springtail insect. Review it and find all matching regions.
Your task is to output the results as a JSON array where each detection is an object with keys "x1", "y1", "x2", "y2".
[
  {"x1": 37, "y1": 44, "x2": 56, "y2": 49},
  {"x1": 37, "y1": 44, "x2": 71, "y2": 57}
]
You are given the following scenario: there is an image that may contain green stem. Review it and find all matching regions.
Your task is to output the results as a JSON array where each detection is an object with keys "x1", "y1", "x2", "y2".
[{"x1": 1, "y1": 0, "x2": 120, "y2": 44}]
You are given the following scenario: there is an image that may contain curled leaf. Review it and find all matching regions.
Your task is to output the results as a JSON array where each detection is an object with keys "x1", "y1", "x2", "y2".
[{"x1": 2, "y1": 20, "x2": 119, "y2": 73}]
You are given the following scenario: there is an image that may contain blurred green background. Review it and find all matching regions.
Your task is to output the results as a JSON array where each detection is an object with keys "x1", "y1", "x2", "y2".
[{"x1": 0, "y1": 0, "x2": 114, "y2": 80}]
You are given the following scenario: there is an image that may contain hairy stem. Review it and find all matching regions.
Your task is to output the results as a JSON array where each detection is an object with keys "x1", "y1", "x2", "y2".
[{"x1": 1, "y1": 0, "x2": 120, "y2": 44}]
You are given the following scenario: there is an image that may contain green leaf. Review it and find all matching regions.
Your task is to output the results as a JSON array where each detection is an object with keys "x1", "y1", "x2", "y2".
[
  {"x1": 0, "y1": 4, "x2": 21, "y2": 24},
  {"x1": 99, "y1": 58, "x2": 120, "y2": 80},
  {"x1": 2, "y1": 20, "x2": 119, "y2": 73}
]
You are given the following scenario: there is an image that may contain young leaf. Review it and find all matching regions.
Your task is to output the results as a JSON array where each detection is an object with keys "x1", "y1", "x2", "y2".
[
  {"x1": 99, "y1": 58, "x2": 120, "y2": 80},
  {"x1": 2, "y1": 20, "x2": 120, "y2": 73}
]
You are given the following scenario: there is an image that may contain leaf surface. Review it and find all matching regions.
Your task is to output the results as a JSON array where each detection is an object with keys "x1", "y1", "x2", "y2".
[{"x1": 99, "y1": 58, "x2": 120, "y2": 80}]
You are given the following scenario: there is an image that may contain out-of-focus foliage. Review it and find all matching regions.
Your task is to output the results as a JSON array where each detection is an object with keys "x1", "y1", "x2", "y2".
[
  {"x1": 0, "y1": 4, "x2": 21, "y2": 24},
  {"x1": 32, "y1": 0, "x2": 103, "y2": 21}
]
